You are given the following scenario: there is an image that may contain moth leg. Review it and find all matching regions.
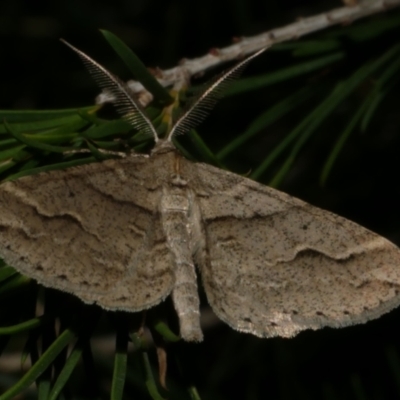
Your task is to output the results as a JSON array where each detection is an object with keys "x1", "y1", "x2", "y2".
[{"x1": 161, "y1": 190, "x2": 203, "y2": 342}]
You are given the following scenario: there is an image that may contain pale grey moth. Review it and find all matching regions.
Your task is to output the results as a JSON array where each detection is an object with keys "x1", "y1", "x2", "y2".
[{"x1": 0, "y1": 41, "x2": 399, "y2": 342}]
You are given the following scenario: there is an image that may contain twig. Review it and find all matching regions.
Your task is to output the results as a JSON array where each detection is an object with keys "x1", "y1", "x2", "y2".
[{"x1": 96, "y1": 0, "x2": 400, "y2": 106}]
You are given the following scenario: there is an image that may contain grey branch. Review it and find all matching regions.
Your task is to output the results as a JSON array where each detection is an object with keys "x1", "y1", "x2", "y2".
[{"x1": 96, "y1": 0, "x2": 400, "y2": 107}]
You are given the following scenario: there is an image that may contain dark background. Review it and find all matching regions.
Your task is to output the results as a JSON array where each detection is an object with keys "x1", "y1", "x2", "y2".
[{"x1": 1, "y1": 1, "x2": 400, "y2": 399}]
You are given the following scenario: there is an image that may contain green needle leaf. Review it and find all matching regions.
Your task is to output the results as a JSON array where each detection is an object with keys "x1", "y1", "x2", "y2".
[
  {"x1": 0, "y1": 328, "x2": 76, "y2": 400},
  {"x1": 3, "y1": 120, "x2": 76, "y2": 153},
  {"x1": 225, "y1": 52, "x2": 344, "y2": 96},
  {"x1": 101, "y1": 30, "x2": 173, "y2": 105},
  {"x1": 0, "y1": 317, "x2": 44, "y2": 336}
]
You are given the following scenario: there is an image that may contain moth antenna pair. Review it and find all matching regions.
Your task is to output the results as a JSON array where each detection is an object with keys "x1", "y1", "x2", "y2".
[{"x1": 60, "y1": 39, "x2": 268, "y2": 145}]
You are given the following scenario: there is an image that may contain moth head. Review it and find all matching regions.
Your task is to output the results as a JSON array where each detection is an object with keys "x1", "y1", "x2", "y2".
[{"x1": 60, "y1": 39, "x2": 268, "y2": 151}]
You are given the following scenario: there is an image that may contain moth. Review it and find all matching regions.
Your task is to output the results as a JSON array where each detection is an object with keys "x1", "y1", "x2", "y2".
[{"x1": 0, "y1": 41, "x2": 399, "y2": 342}]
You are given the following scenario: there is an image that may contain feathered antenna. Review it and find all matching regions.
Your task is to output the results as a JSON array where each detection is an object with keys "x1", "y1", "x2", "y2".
[
  {"x1": 167, "y1": 46, "x2": 269, "y2": 142},
  {"x1": 60, "y1": 39, "x2": 159, "y2": 143}
]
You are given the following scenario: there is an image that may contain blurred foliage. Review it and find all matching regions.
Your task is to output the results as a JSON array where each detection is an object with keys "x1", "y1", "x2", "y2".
[{"x1": 0, "y1": 1, "x2": 400, "y2": 399}]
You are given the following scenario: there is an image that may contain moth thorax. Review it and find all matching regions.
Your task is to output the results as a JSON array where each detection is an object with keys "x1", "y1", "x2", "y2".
[{"x1": 160, "y1": 191, "x2": 190, "y2": 213}]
